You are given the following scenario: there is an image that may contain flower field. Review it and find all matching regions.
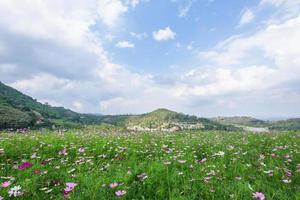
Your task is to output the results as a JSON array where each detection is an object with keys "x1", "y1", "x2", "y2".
[{"x1": 0, "y1": 130, "x2": 300, "y2": 199}]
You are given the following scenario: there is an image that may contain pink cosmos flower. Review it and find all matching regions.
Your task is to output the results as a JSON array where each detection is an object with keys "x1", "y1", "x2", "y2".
[
  {"x1": 0, "y1": 195, "x2": 3, "y2": 200},
  {"x1": 59, "y1": 149, "x2": 67, "y2": 156},
  {"x1": 66, "y1": 182, "x2": 77, "y2": 189},
  {"x1": 1, "y1": 181, "x2": 11, "y2": 188},
  {"x1": 109, "y1": 183, "x2": 118, "y2": 189},
  {"x1": 115, "y1": 190, "x2": 126, "y2": 197},
  {"x1": 253, "y1": 192, "x2": 265, "y2": 200},
  {"x1": 18, "y1": 162, "x2": 33, "y2": 170},
  {"x1": 285, "y1": 171, "x2": 292, "y2": 177},
  {"x1": 63, "y1": 182, "x2": 77, "y2": 198}
]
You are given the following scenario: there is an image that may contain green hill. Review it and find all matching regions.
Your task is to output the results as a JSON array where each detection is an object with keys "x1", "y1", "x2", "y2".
[
  {"x1": 124, "y1": 108, "x2": 239, "y2": 132},
  {"x1": 269, "y1": 118, "x2": 300, "y2": 131},
  {"x1": 0, "y1": 81, "x2": 102, "y2": 129},
  {"x1": 211, "y1": 116, "x2": 268, "y2": 127}
]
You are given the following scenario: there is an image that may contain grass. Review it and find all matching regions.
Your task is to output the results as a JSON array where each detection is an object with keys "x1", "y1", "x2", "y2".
[{"x1": 0, "y1": 129, "x2": 300, "y2": 199}]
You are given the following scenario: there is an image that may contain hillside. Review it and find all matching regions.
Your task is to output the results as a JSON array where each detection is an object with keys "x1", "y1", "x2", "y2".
[
  {"x1": 124, "y1": 108, "x2": 239, "y2": 132},
  {"x1": 0, "y1": 82, "x2": 102, "y2": 128},
  {"x1": 269, "y1": 118, "x2": 300, "y2": 131},
  {"x1": 212, "y1": 116, "x2": 300, "y2": 131},
  {"x1": 212, "y1": 116, "x2": 268, "y2": 127}
]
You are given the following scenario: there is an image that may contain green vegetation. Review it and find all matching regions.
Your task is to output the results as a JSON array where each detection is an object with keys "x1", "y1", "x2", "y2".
[
  {"x1": 0, "y1": 82, "x2": 102, "y2": 129},
  {"x1": 212, "y1": 116, "x2": 268, "y2": 127},
  {"x1": 269, "y1": 118, "x2": 300, "y2": 131},
  {"x1": 0, "y1": 129, "x2": 300, "y2": 199}
]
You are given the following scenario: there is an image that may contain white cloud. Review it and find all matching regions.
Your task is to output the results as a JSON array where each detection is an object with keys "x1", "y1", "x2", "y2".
[
  {"x1": 239, "y1": 9, "x2": 255, "y2": 25},
  {"x1": 116, "y1": 40, "x2": 135, "y2": 48},
  {"x1": 153, "y1": 27, "x2": 176, "y2": 41},
  {"x1": 97, "y1": 0, "x2": 128, "y2": 28},
  {"x1": 196, "y1": 15, "x2": 300, "y2": 101},
  {"x1": 0, "y1": 0, "x2": 299, "y2": 117}
]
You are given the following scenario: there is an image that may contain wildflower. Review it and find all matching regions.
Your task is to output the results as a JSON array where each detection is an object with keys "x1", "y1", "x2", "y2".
[
  {"x1": 213, "y1": 151, "x2": 225, "y2": 157},
  {"x1": 282, "y1": 179, "x2": 291, "y2": 183},
  {"x1": 115, "y1": 190, "x2": 126, "y2": 197},
  {"x1": 137, "y1": 173, "x2": 148, "y2": 181},
  {"x1": 1, "y1": 181, "x2": 11, "y2": 188},
  {"x1": 31, "y1": 153, "x2": 37, "y2": 159},
  {"x1": 18, "y1": 162, "x2": 33, "y2": 170},
  {"x1": 252, "y1": 192, "x2": 265, "y2": 200},
  {"x1": 59, "y1": 148, "x2": 67, "y2": 156},
  {"x1": 164, "y1": 161, "x2": 171, "y2": 165},
  {"x1": 8, "y1": 185, "x2": 23, "y2": 197},
  {"x1": 109, "y1": 183, "x2": 118, "y2": 189},
  {"x1": 285, "y1": 171, "x2": 292, "y2": 177},
  {"x1": 78, "y1": 147, "x2": 85, "y2": 153},
  {"x1": 263, "y1": 170, "x2": 274, "y2": 176},
  {"x1": 63, "y1": 182, "x2": 77, "y2": 197},
  {"x1": 197, "y1": 158, "x2": 207, "y2": 164},
  {"x1": 178, "y1": 160, "x2": 186, "y2": 164},
  {"x1": 0, "y1": 195, "x2": 3, "y2": 200}
]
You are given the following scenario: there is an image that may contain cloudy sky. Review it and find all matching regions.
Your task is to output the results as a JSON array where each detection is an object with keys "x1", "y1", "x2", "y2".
[{"x1": 0, "y1": 0, "x2": 300, "y2": 118}]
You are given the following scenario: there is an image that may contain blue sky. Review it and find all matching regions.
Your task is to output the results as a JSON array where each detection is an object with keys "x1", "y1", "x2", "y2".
[{"x1": 0, "y1": 0, "x2": 300, "y2": 118}]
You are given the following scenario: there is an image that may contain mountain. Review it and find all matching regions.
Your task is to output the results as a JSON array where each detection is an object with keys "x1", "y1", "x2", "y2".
[
  {"x1": 211, "y1": 116, "x2": 268, "y2": 127},
  {"x1": 0, "y1": 82, "x2": 102, "y2": 129},
  {"x1": 124, "y1": 108, "x2": 239, "y2": 132},
  {"x1": 0, "y1": 82, "x2": 237, "y2": 131},
  {"x1": 1, "y1": 81, "x2": 298, "y2": 131}
]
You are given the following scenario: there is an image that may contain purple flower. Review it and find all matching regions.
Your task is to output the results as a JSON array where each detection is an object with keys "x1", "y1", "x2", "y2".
[
  {"x1": 1, "y1": 181, "x2": 11, "y2": 188},
  {"x1": 18, "y1": 162, "x2": 33, "y2": 170},
  {"x1": 63, "y1": 182, "x2": 77, "y2": 197},
  {"x1": 285, "y1": 171, "x2": 292, "y2": 177},
  {"x1": 66, "y1": 182, "x2": 77, "y2": 190},
  {"x1": 253, "y1": 192, "x2": 265, "y2": 200},
  {"x1": 115, "y1": 190, "x2": 126, "y2": 197},
  {"x1": 59, "y1": 149, "x2": 67, "y2": 156}
]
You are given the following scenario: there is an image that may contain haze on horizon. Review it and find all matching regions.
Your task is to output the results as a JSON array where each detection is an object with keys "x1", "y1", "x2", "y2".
[{"x1": 0, "y1": 0, "x2": 299, "y2": 118}]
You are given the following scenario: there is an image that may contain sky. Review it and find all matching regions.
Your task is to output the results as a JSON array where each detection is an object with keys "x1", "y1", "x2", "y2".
[{"x1": 0, "y1": 0, "x2": 300, "y2": 118}]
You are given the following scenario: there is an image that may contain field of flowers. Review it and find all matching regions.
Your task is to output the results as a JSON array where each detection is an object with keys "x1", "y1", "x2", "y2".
[{"x1": 0, "y1": 130, "x2": 300, "y2": 199}]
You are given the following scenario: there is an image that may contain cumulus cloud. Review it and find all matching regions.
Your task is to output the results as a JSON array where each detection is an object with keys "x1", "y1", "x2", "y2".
[
  {"x1": 153, "y1": 27, "x2": 176, "y2": 41},
  {"x1": 97, "y1": 0, "x2": 128, "y2": 28},
  {"x1": 116, "y1": 40, "x2": 135, "y2": 48},
  {"x1": 0, "y1": 0, "x2": 299, "y2": 117}
]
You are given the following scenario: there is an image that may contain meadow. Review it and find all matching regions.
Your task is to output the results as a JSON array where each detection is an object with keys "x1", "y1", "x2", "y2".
[{"x1": 0, "y1": 129, "x2": 300, "y2": 200}]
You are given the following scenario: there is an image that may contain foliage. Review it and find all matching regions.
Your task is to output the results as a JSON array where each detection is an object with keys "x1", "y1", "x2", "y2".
[
  {"x1": 0, "y1": 130, "x2": 300, "y2": 199},
  {"x1": 212, "y1": 116, "x2": 268, "y2": 127}
]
